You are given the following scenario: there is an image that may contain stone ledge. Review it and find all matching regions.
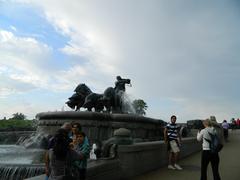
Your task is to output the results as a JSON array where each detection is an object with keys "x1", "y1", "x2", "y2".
[{"x1": 25, "y1": 138, "x2": 201, "y2": 180}]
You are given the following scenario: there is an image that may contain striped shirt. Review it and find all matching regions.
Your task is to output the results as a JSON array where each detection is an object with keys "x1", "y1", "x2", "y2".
[{"x1": 166, "y1": 123, "x2": 179, "y2": 141}]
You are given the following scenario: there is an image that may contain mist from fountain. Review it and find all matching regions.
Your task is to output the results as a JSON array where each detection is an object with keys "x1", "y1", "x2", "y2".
[
  {"x1": 0, "y1": 144, "x2": 45, "y2": 180},
  {"x1": 121, "y1": 93, "x2": 136, "y2": 114},
  {"x1": 0, "y1": 145, "x2": 44, "y2": 164},
  {"x1": 17, "y1": 131, "x2": 48, "y2": 149}
]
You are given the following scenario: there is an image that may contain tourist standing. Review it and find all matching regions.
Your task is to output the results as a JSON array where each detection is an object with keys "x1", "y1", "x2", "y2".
[
  {"x1": 71, "y1": 122, "x2": 90, "y2": 179},
  {"x1": 47, "y1": 122, "x2": 73, "y2": 150},
  {"x1": 71, "y1": 122, "x2": 82, "y2": 139},
  {"x1": 222, "y1": 120, "x2": 229, "y2": 142},
  {"x1": 45, "y1": 123, "x2": 73, "y2": 180},
  {"x1": 71, "y1": 122, "x2": 89, "y2": 143},
  {"x1": 45, "y1": 130, "x2": 81, "y2": 180},
  {"x1": 164, "y1": 115, "x2": 183, "y2": 170},
  {"x1": 197, "y1": 119, "x2": 221, "y2": 180},
  {"x1": 70, "y1": 131, "x2": 90, "y2": 180},
  {"x1": 231, "y1": 118, "x2": 237, "y2": 130},
  {"x1": 236, "y1": 118, "x2": 240, "y2": 129}
]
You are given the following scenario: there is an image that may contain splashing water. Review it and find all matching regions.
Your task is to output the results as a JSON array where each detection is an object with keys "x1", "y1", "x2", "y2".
[
  {"x1": 0, "y1": 145, "x2": 44, "y2": 164},
  {"x1": 0, "y1": 145, "x2": 45, "y2": 180},
  {"x1": 121, "y1": 93, "x2": 136, "y2": 114},
  {"x1": 0, "y1": 164, "x2": 45, "y2": 180}
]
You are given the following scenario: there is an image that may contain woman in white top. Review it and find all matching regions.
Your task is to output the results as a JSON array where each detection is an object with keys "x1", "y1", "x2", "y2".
[{"x1": 197, "y1": 119, "x2": 221, "y2": 180}]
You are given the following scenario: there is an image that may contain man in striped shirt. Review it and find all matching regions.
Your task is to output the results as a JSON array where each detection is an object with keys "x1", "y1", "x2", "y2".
[{"x1": 164, "y1": 115, "x2": 183, "y2": 170}]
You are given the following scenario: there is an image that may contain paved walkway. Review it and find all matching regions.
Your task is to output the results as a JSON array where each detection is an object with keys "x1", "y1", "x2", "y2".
[{"x1": 133, "y1": 130, "x2": 240, "y2": 180}]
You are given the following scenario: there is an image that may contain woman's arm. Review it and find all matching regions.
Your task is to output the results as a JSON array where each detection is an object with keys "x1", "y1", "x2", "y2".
[{"x1": 197, "y1": 129, "x2": 204, "y2": 141}]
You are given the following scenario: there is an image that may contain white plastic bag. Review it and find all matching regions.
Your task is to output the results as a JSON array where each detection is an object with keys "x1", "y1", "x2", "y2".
[{"x1": 90, "y1": 143, "x2": 97, "y2": 160}]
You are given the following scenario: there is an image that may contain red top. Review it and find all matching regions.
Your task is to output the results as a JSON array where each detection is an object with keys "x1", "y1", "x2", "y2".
[{"x1": 236, "y1": 119, "x2": 240, "y2": 125}]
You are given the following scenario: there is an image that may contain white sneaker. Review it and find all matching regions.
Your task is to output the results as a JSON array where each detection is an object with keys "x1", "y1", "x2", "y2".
[
  {"x1": 168, "y1": 165, "x2": 176, "y2": 170},
  {"x1": 174, "y1": 164, "x2": 183, "y2": 170}
]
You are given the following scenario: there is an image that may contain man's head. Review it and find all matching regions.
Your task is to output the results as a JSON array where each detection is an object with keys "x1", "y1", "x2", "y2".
[
  {"x1": 61, "y1": 122, "x2": 72, "y2": 133},
  {"x1": 72, "y1": 122, "x2": 82, "y2": 135},
  {"x1": 56, "y1": 128, "x2": 68, "y2": 138},
  {"x1": 170, "y1": 115, "x2": 177, "y2": 124},
  {"x1": 210, "y1": 116, "x2": 216, "y2": 122},
  {"x1": 209, "y1": 116, "x2": 221, "y2": 128}
]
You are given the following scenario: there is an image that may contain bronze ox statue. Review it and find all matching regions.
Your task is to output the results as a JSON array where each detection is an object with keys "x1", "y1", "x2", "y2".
[{"x1": 66, "y1": 76, "x2": 131, "y2": 113}]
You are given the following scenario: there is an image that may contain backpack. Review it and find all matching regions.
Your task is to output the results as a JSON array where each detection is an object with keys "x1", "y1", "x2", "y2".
[{"x1": 205, "y1": 131, "x2": 223, "y2": 154}]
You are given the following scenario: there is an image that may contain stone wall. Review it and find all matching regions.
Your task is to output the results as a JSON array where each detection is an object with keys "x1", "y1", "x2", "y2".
[
  {"x1": 118, "y1": 137, "x2": 201, "y2": 179},
  {"x1": 25, "y1": 137, "x2": 201, "y2": 180},
  {"x1": 36, "y1": 111, "x2": 166, "y2": 145}
]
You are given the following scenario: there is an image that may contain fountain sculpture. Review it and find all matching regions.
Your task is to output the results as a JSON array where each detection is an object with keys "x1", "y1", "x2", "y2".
[
  {"x1": 37, "y1": 76, "x2": 166, "y2": 148},
  {"x1": 0, "y1": 76, "x2": 166, "y2": 180},
  {"x1": 66, "y1": 76, "x2": 131, "y2": 113}
]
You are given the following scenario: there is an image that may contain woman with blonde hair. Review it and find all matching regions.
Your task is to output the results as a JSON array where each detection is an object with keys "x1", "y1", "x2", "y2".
[{"x1": 197, "y1": 119, "x2": 221, "y2": 180}]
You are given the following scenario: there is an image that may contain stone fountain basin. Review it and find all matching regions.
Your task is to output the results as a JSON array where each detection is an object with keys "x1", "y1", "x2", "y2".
[{"x1": 0, "y1": 145, "x2": 45, "y2": 165}]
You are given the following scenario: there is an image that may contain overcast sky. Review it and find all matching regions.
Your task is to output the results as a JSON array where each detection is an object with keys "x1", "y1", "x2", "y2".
[{"x1": 0, "y1": 0, "x2": 239, "y2": 122}]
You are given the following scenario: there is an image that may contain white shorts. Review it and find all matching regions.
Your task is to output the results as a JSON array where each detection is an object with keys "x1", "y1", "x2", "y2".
[{"x1": 169, "y1": 140, "x2": 180, "y2": 153}]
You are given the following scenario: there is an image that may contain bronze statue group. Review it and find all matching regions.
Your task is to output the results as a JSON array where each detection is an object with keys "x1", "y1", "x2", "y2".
[{"x1": 66, "y1": 76, "x2": 131, "y2": 113}]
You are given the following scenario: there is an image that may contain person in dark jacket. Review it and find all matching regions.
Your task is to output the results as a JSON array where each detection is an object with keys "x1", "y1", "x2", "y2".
[{"x1": 45, "y1": 130, "x2": 82, "y2": 180}]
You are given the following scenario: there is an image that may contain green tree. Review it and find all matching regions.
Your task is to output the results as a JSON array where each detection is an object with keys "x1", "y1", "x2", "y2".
[
  {"x1": 132, "y1": 99, "x2": 148, "y2": 116},
  {"x1": 12, "y1": 112, "x2": 26, "y2": 120}
]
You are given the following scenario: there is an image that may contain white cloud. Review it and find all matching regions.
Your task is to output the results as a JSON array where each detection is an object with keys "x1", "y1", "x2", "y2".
[
  {"x1": 31, "y1": 1, "x2": 120, "y2": 75},
  {"x1": 0, "y1": 30, "x2": 53, "y2": 91},
  {"x1": 0, "y1": 28, "x2": 112, "y2": 99},
  {"x1": 0, "y1": 87, "x2": 15, "y2": 98},
  {"x1": 1, "y1": 0, "x2": 240, "y2": 121},
  {"x1": 0, "y1": 99, "x2": 60, "y2": 119}
]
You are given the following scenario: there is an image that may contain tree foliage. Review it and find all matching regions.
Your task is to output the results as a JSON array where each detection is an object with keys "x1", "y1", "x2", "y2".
[
  {"x1": 0, "y1": 112, "x2": 35, "y2": 131},
  {"x1": 0, "y1": 119, "x2": 35, "y2": 131},
  {"x1": 132, "y1": 99, "x2": 148, "y2": 116},
  {"x1": 11, "y1": 112, "x2": 26, "y2": 120}
]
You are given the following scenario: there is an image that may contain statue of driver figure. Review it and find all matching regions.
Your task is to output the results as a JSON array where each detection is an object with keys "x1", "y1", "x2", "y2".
[{"x1": 114, "y1": 76, "x2": 131, "y2": 92}]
